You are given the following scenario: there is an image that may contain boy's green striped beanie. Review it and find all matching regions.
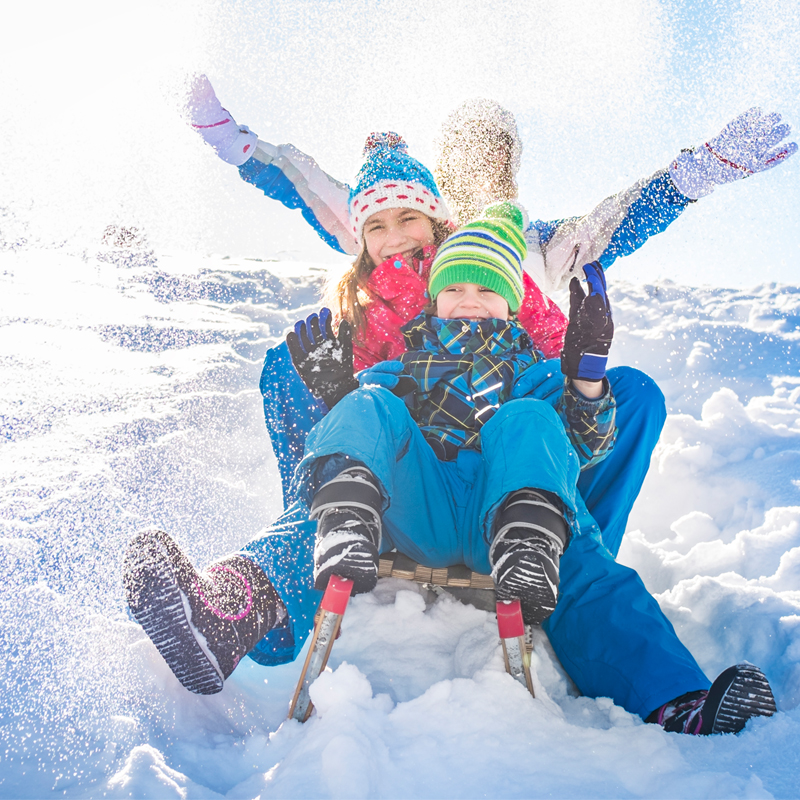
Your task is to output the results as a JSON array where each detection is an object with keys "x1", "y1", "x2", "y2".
[{"x1": 428, "y1": 202, "x2": 527, "y2": 313}]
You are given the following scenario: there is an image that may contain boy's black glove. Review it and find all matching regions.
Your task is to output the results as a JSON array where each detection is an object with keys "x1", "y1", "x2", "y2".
[
  {"x1": 561, "y1": 262, "x2": 614, "y2": 382},
  {"x1": 286, "y1": 308, "x2": 359, "y2": 410}
]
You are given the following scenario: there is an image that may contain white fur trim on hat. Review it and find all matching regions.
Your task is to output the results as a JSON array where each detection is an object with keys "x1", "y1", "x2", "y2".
[{"x1": 350, "y1": 180, "x2": 450, "y2": 240}]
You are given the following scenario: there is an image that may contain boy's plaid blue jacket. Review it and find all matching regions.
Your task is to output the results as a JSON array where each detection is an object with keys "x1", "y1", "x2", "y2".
[{"x1": 398, "y1": 314, "x2": 617, "y2": 465}]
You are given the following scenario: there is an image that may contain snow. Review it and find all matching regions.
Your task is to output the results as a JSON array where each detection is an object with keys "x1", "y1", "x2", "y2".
[{"x1": 1, "y1": 245, "x2": 800, "y2": 799}]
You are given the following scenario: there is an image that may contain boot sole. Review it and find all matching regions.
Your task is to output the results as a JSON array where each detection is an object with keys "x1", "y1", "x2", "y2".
[
  {"x1": 124, "y1": 530, "x2": 224, "y2": 695},
  {"x1": 707, "y1": 663, "x2": 777, "y2": 734},
  {"x1": 315, "y1": 535, "x2": 379, "y2": 594},
  {"x1": 495, "y1": 553, "x2": 558, "y2": 626}
]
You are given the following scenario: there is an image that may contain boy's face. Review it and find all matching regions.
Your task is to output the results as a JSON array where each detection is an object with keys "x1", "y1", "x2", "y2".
[{"x1": 435, "y1": 282, "x2": 510, "y2": 321}]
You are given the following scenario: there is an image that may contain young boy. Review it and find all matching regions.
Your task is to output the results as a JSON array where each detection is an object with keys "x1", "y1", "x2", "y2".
[{"x1": 295, "y1": 204, "x2": 616, "y2": 624}]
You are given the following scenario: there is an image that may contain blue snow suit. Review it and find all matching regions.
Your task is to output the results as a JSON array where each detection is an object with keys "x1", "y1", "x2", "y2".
[
  {"x1": 290, "y1": 316, "x2": 615, "y2": 570},
  {"x1": 241, "y1": 318, "x2": 710, "y2": 719},
  {"x1": 241, "y1": 354, "x2": 710, "y2": 721}
]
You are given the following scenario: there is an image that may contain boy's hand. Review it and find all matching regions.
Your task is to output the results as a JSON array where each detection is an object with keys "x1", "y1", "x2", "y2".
[
  {"x1": 358, "y1": 361, "x2": 418, "y2": 397},
  {"x1": 511, "y1": 358, "x2": 563, "y2": 406},
  {"x1": 286, "y1": 308, "x2": 359, "y2": 409},
  {"x1": 561, "y1": 262, "x2": 613, "y2": 384}
]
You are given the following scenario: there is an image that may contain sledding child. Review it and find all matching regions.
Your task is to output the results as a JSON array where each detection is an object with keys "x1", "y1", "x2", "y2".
[{"x1": 292, "y1": 204, "x2": 616, "y2": 625}]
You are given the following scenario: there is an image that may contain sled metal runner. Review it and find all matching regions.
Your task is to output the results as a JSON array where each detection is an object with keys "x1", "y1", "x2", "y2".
[
  {"x1": 288, "y1": 575, "x2": 354, "y2": 722},
  {"x1": 289, "y1": 561, "x2": 536, "y2": 722},
  {"x1": 497, "y1": 599, "x2": 535, "y2": 696}
]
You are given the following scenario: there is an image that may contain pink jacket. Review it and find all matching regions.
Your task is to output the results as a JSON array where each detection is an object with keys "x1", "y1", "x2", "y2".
[{"x1": 351, "y1": 250, "x2": 567, "y2": 371}]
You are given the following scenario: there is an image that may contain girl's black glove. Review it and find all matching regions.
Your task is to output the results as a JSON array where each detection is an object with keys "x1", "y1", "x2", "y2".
[
  {"x1": 286, "y1": 308, "x2": 359, "y2": 410},
  {"x1": 560, "y1": 262, "x2": 614, "y2": 382}
]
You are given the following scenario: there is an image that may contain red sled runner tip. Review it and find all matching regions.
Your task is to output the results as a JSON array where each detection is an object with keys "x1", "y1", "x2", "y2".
[
  {"x1": 288, "y1": 575, "x2": 354, "y2": 723},
  {"x1": 496, "y1": 599, "x2": 535, "y2": 698},
  {"x1": 321, "y1": 575, "x2": 354, "y2": 615},
  {"x1": 496, "y1": 598, "x2": 525, "y2": 638}
]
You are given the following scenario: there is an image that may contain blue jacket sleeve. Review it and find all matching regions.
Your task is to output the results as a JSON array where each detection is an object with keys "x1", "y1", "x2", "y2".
[{"x1": 238, "y1": 140, "x2": 359, "y2": 256}]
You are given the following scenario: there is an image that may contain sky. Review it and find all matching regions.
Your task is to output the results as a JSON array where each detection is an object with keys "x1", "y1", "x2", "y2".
[{"x1": 1, "y1": 0, "x2": 798, "y2": 287}]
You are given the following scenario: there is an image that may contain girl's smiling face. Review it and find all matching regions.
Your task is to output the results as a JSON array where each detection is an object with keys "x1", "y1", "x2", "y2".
[
  {"x1": 363, "y1": 207, "x2": 435, "y2": 266},
  {"x1": 435, "y1": 282, "x2": 510, "y2": 321}
]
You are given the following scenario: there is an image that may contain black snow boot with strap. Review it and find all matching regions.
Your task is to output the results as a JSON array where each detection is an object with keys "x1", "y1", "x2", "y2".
[
  {"x1": 123, "y1": 529, "x2": 286, "y2": 695},
  {"x1": 311, "y1": 465, "x2": 383, "y2": 594},
  {"x1": 490, "y1": 489, "x2": 570, "y2": 625}
]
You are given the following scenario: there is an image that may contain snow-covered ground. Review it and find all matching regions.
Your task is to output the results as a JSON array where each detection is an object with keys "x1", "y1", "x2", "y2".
[{"x1": 1, "y1": 244, "x2": 799, "y2": 799}]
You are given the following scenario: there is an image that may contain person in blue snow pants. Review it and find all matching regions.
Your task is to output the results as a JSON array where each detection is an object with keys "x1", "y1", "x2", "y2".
[
  {"x1": 121, "y1": 81, "x2": 784, "y2": 734},
  {"x1": 242, "y1": 211, "x2": 711, "y2": 722},
  {"x1": 124, "y1": 205, "x2": 777, "y2": 736}
]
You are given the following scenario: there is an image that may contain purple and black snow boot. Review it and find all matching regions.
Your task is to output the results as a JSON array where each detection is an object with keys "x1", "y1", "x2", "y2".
[
  {"x1": 648, "y1": 663, "x2": 777, "y2": 735},
  {"x1": 490, "y1": 489, "x2": 570, "y2": 626},
  {"x1": 310, "y1": 466, "x2": 383, "y2": 594},
  {"x1": 123, "y1": 529, "x2": 286, "y2": 695}
]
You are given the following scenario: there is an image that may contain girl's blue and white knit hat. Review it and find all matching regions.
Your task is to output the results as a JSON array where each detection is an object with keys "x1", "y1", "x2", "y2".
[{"x1": 349, "y1": 132, "x2": 451, "y2": 242}]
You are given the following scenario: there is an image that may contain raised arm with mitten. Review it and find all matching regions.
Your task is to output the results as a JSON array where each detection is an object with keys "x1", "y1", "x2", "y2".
[
  {"x1": 669, "y1": 107, "x2": 798, "y2": 200},
  {"x1": 184, "y1": 74, "x2": 257, "y2": 166}
]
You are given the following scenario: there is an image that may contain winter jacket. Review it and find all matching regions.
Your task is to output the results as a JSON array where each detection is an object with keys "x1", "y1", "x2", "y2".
[
  {"x1": 396, "y1": 314, "x2": 616, "y2": 468},
  {"x1": 238, "y1": 139, "x2": 691, "y2": 338},
  {"x1": 353, "y1": 250, "x2": 566, "y2": 370}
]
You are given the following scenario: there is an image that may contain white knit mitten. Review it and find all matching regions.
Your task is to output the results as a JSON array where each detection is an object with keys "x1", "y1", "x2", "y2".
[
  {"x1": 185, "y1": 74, "x2": 257, "y2": 166},
  {"x1": 669, "y1": 108, "x2": 797, "y2": 200}
]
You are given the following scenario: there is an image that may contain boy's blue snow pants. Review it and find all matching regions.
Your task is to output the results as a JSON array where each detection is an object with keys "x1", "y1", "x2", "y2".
[
  {"x1": 241, "y1": 348, "x2": 710, "y2": 718},
  {"x1": 295, "y1": 388, "x2": 582, "y2": 573}
]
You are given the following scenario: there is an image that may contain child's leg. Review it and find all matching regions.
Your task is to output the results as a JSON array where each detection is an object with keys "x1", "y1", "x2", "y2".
[
  {"x1": 543, "y1": 529, "x2": 711, "y2": 719},
  {"x1": 259, "y1": 342, "x2": 325, "y2": 507},
  {"x1": 459, "y1": 399, "x2": 580, "y2": 623},
  {"x1": 238, "y1": 500, "x2": 321, "y2": 666},
  {"x1": 577, "y1": 366, "x2": 666, "y2": 558},
  {"x1": 469, "y1": 397, "x2": 583, "y2": 569},
  {"x1": 296, "y1": 386, "x2": 466, "y2": 572}
]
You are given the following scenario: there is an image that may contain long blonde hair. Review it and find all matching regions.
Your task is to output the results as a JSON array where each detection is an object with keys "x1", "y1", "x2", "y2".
[{"x1": 324, "y1": 218, "x2": 453, "y2": 335}]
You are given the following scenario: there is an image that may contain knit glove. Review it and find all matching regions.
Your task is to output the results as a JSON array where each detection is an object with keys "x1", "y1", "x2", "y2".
[
  {"x1": 286, "y1": 308, "x2": 359, "y2": 410},
  {"x1": 185, "y1": 74, "x2": 257, "y2": 166},
  {"x1": 669, "y1": 107, "x2": 797, "y2": 200},
  {"x1": 358, "y1": 361, "x2": 418, "y2": 396},
  {"x1": 511, "y1": 358, "x2": 564, "y2": 407},
  {"x1": 561, "y1": 262, "x2": 613, "y2": 382}
]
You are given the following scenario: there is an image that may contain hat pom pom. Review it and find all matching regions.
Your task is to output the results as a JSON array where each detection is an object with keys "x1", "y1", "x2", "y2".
[
  {"x1": 482, "y1": 201, "x2": 526, "y2": 233},
  {"x1": 363, "y1": 131, "x2": 408, "y2": 156}
]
